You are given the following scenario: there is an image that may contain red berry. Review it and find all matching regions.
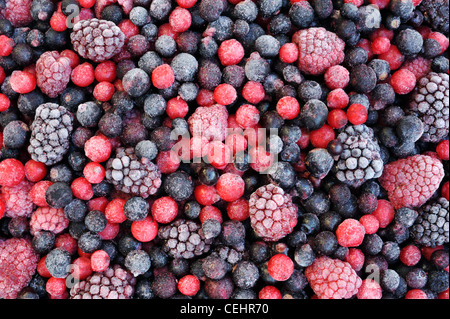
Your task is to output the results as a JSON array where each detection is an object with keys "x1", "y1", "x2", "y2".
[
  {"x1": 29, "y1": 180, "x2": 52, "y2": 207},
  {"x1": 156, "y1": 150, "x2": 181, "y2": 174},
  {"x1": 324, "y1": 65, "x2": 350, "y2": 89},
  {"x1": 327, "y1": 109, "x2": 348, "y2": 129},
  {"x1": 371, "y1": 199, "x2": 395, "y2": 228},
  {"x1": 218, "y1": 39, "x2": 245, "y2": 66},
  {"x1": 194, "y1": 184, "x2": 220, "y2": 206},
  {"x1": 55, "y1": 233, "x2": 77, "y2": 255},
  {"x1": 71, "y1": 257, "x2": 92, "y2": 280},
  {"x1": 0, "y1": 66, "x2": 5, "y2": 85},
  {"x1": 279, "y1": 43, "x2": 299, "y2": 64},
  {"x1": 79, "y1": 0, "x2": 96, "y2": 8},
  {"x1": 0, "y1": 200, "x2": 5, "y2": 219},
  {"x1": 24, "y1": 160, "x2": 47, "y2": 183},
  {"x1": 0, "y1": 93, "x2": 11, "y2": 112},
  {"x1": 436, "y1": 140, "x2": 449, "y2": 161},
  {"x1": 169, "y1": 6, "x2": 191, "y2": 32},
  {"x1": 345, "y1": 0, "x2": 364, "y2": 6},
  {"x1": 158, "y1": 23, "x2": 179, "y2": 40},
  {"x1": 176, "y1": 0, "x2": 197, "y2": 8},
  {"x1": 199, "y1": 205, "x2": 222, "y2": 224},
  {"x1": 206, "y1": 141, "x2": 232, "y2": 169},
  {"x1": 0, "y1": 35, "x2": 14, "y2": 56},
  {"x1": 213, "y1": 83, "x2": 237, "y2": 106},
  {"x1": 327, "y1": 88, "x2": 349, "y2": 109},
  {"x1": 93, "y1": 81, "x2": 115, "y2": 102},
  {"x1": 442, "y1": 181, "x2": 449, "y2": 201},
  {"x1": 235, "y1": 104, "x2": 260, "y2": 128},
  {"x1": 428, "y1": 32, "x2": 449, "y2": 54},
  {"x1": 336, "y1": 218, "x2": 366, "y2": 247},
  {"x1": 131, "y1": 216, "x2": 158, "y2": 242},
  {"x1": 71, "y1": 177, "x2": 93, "y2": 201},
  {"x1": 151, "y1": 196, "x2": 178, "y2": 224},
  {"x1": 259, "y1": 286, "x2": 282, "y2": 299},
  {"x1": 178, "y1": 274, "x2": 200, "y2": 296},
  {"x1": 378, "y1": 45, "x2": 405, "y2": 70},
  {"x1": 242, "y1": 81, "x2": 265, "y2": 105},
  {"x1": 46, "y1": 277, "x2": 66, "y2": 296},
  {"x1": 152, "y1": 64, "x2": 175, "y2": 89},
  {"x1": 405, "y1": 289, "x2": 428, "y2": 299},
  {"x1": 216, "y1": 173, "x2": 245, "y2": 202},
  {"x1": 94, "y1": 61, "x2": 116, "y2": 83},
  {"x1": 50, "y1": 11, "x2": 67, "y2": 32},
  {"x1": 90, "y1": 250, "x2": 110, "y2": 272},
  {"x1": 309, "y1": 124, "x2": 335, "y2": 148},
  {"x1": 118, "y1": 19, "x2": 139, "y2": 42},
  {"x1": 166, "y1": 97, "x2": 189, "y2": 119},
  {"x1": 345, "y1": 248, "x2": 365, "y2": 271},
  {"x1": 84, "y1": 135, "x2": 112, "y2": 163},
  {"x1": 9, "y1": 71, "x2": 36, "y2": 94},
  {"x1": 88, "y1": 197, "x2": 108, "y2": 213},
  {"x1": 83, "y1": 162, "x2": 105, "y2": 184},
  {"x1": 196, "y1": 89, "x2": 214, "y2": 106},
  {"x1": 105, "y1": 198, "x2": 127, "y2": 224},
  {"x1": 357, "y1": 279, "x2": 382, "y2": 299},
  {"x1": 226, "y1": 198, "x2": 249, "y2": 221},
  {"x1": 371, "y1": 36, "x2": 391, "y2": 55},
  {"x1": 225, "y1": 133, "x2": 247, "y2": 155},
  {"x1": 276, "y1": 96, "x2": 300, "y2": 120},
  {"x1": 248, "y1": 145, "x2": 274, "y2": 173},
  {"x1": 347, "y1": 103, "x2": 368, "y2": 125},
  {"x1": 267, "y1": 254, "x2": 295, "y2": 281},
  {"x1": 359, "y1": 214, "x2": 380, "y2": 235},
  {"x1": 400, "y1": 245, "x2": 421, "y2": 266},
  {"x1": 356, "y1": 38, "x2": 374, "y2": 61},
  {"x1": 0, "y1": 158, "x2": 25, "y2": 187},
  {"x1": 71, "y1": 62, "x2": 95, "y2": 87},
  {"x1": 369, "y1": 0, "x2": 390, "y2": 9},
  {"x1": 390, "y1": 69, "x2": 416, "y2": 95},
  {"x1": 98, "y1": 221, "x2": 120, "y2": 240}
]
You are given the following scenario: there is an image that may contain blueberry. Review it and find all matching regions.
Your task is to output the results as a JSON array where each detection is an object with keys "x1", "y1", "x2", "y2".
[
  {"x1": 258, "y1": 0, "x2": 282, "y2": 18},
  {"x1": 135, "y1": 140, "x2": 158, "y2": 161},
  {"x1": 32, "y1": 231, "x2": 55, "y2": 254},
  {"x1": 249, "y1": 241, "x2": 270, "y2": 264},
  {"x1": 431, "y1": 56, "x2": 449, "y2": 73},
  {"x1": 45, "y1": 182, "x2": 73, "y2": 209},
  {"x1": 17, "y1": 89, "x2": 45, "y2": 116},
  {"x1": 233, "y1": 0, "x2": 258, "y2": 22},
  {"x1": 184, "y1": 201, "x2": 202, "y2": 220},
  {"x1": 312, "y1": 231, "x2": 338, "y2": 255},
  {"x1": 76, "y1": 101, "x2": 102, "y2": 128},
  {"x1": 45, "y1": 248, "x2": 72, "y2": 278},
  {"x1": 198, "y1": 165, "x2": 219, "y2": 186},
  {"x1": 64, "y1": 198, "x2": 87, "y2": 222},
  {"x1": 101, "y1": 5, "x2": 124, "y2": 25},
  {"x1": 198, "y1": 0, "x2": 224, "y2": 22},
  {"x1": 302, "y1": 191, "x2": 330, "y2": 216},
  {"x1": 78, "y1": 231, "x2": 103, "y2": 253},
  {"x1": 232, "y1": 261, "x2": 259, "y2": 289},
  {"x1": 149, "y1": 0, "x2": 172, "y2": 21},
  {"x1": 118, "y1": 235, "x2": 141, "y2": 256},
  {"x1": 245, "y1": 55, "x2": 270, "y2": 82},
  {"x1": 389, "y1": 0, "x2": 414, "y2": 20},
  {"x1": 134, "y1": 278, "x2": 154, "y2": 299},
  {"x1": 2, "y1": 120, "x2": 29, "y2": 149},
  {"x1": 155, "y1": 35, "x2": 177, "y2": 58},
  {"x1": 122, "y1": 68, "x2": 151, "y2": 97},
  {"x1": 163, "y1": 171, "x2": 194, "y2": 201},
  {"x1": 305, "y1": 148, "x2": 334, "y2": 179},
  {"x1": 380, "y1": 269, "x2": 401, "y2": 293},
  {"x1": 85, "y1": 210, "x2": 107, "y2": 233},
  {"x1": 152, "y1": 271, "x2": 177, "y2": 299},
  {"x1": 300, "y1": 213, "x2": 320, "y2": 235},
  {"x1": 138, "y1": 51, "x2": 163, "y2": 74},
  {"x1": 294, "y1": 178, "x2": 314, "y2": 200},
  {"x1": 395, "y1": 28, "x2": 423, "y2": 56},
  {"x1": 396, "y1": 115, "x2": 424, "y2": 142},
  {"x1": 98, "y1": 112, "x2": 123, "y2": 138},
  {"x1": 294, "y1": 243, "x2": 315, "y2": 267},
  {"x1": 125, "y1": 250, "x2": 151, "y2": 276},
  {"x1": 350, "y1": 64, "x2": 377, "y2": 93},
  {"x1": 220, "y1": 220, "x2": 246, "y2": 246},
  {"x1": 124, "y1": 197, "x2": 149, "y2": 221},
  {"x1": 255, "y1": 35, "x2": 280, "y2": 58},
  {"x1": 129, "y1": 6, "x2": 150, "y2": 27},
  {"x1": 368, "y1": 59, "x2": 391, "y2": 81},
  {"x1": 170, "y1": 53, "x2": 198, "y2": 82},
  {"x1": 297, "y1": 80, "x2": 322, "y2": 102}
]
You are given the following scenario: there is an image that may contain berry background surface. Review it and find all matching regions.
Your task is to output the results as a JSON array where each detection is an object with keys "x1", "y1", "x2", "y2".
[{"x1": 0, "y1": 0, "x2": 449, "y2": 302}]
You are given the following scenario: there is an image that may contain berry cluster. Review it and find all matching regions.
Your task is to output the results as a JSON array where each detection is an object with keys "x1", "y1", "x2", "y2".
[{"x1": 0, "y1": 0, "x2": 449, "y2": 301}]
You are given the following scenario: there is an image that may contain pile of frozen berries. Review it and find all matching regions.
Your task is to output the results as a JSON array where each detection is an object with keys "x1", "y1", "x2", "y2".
[{"x1": 0, "y1": 0, "x2": 448, "y2": 300}]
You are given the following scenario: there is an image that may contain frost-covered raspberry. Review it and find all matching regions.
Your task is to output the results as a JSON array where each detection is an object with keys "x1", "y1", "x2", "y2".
[
  {"x1": 0, "y1": 179, "x2": 34, "y2": 218},
  {"x1": 70, "y1": 18, "x2": 125, "y2": 63},
  {"x1": 248, "y1": 183, "x2": 298, "y2": 242},
  {"x1": 379, "y1": 155, "x2": 445, "y2": 209},
  {"x1": 305, "y1": 256, "x2": 362, "y2": 299},
  {"x1": 187, "y1": 104, "x2": 229, "y2": 142},
  {"x1": 70, "y1": 264, "x2": 136, "y2": 299},
  {"x1": 35, "y1": 51, "x2": 72, "y2": 98},
  {"x1": 0, "y1": 238, "x2": 39, "y2": 299},
  {"x1": 292, "y1": 27, "x2": 345, "y2": 75},
  {"x1": 0, "y1": 0, "x2": 33, "y2": 27},
  {"x1": 29, "y1": 207, "x2": 69, "y2": 235},
  {"x1": 401, "y1": 57, "x2": 432, "y2": 80}
]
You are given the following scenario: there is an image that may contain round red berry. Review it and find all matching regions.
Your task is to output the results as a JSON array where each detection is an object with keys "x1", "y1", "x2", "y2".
[
  {"x1": 178, "y1": 274, "x2": 200, "y2": 297},
  {"x1": 0, "y1": 93, "x2": 8, "y2": 112},
  {"x1": 94, "y1": 61, "x2": 116, "y2": 83},
  {"x1": 225, "y1": 133, "x2": 248, "y2": 155},
  {"x1": 166, "y1": 97, "x2": 189, "y2": 119},
  {"x1": 71, "y1": 177, "x2": 93, "y2": 201},
  {"x1": 131, "y1": 216, "x2": 158, "y2": 242},
  {"x1": 55, "y1": 233, "x2": 77, "y2": 255},
  {"x1": 71, "y1": 62, "x2": 95, "y2": 87},
  {"x1": 24, "y1": 160, "x2": 47, "y2": 183},
  {"x1": 242, "y1": 81, "x2": 265, "y2": 105},
  {"x1": 194, "y1": 184, "x2": 220, "y2": 206},
  {"x1": 235, "y1": 104, "x2": 260, "y2": 128},
  {"x1": 267, "y1": 254, "x2": 295, "y2": 281},
  {"x1": 84, "y1": 135, "x2": 112, "y2": 163},
  {"x1": 345, "y1": 248, "x2": 365, "y2": 271},
  {"x1": 206, "y1": 141, "x2": 232, "y2": 169},
  {"x1": 216, "y1": 173, "x2": 245, "y2": 202},
  {"x1": 98, "y1": 221, "x2": 120, "y2": 240},
  {"x1": 248, "y1": 145, "x2": 274, "y2": 173},
  {"x1": 259, "y1": 286, "x2": 282, "y2": 299},
  {"x1": 327, "y1": 88, "x2": 349, "y2": 109},
  {"x1": 371, "y1": 36, "x2": 391, "y2": 55},
  {"x1": 378, "y1": 45, "x2": 405, "y2": 70},
  {"x1": 0, "y1": 66, "x2": 5, "y2": 85},
  {"x1": 347, "y1": 103, "x2": 368, "y2": 125},
  {"x1": 199, "y1": 205, "x2": 223, "y2": 224},
  {"x1": 276, "y1": 96, "x2": 300, "y2": 120},
  {"x1": 428, "y1": 32, "x2": 449, "y2": 54},
  {"x1": 442, "y1": 181, "x2": 449, "y2": 201},
  {"x1": 10, "y1": 71, "x2": 36, "y2": 94},
  {"x1": 0, "y1": 158, "x2": 25, "y2": 187},
  {"x1": 371, "y1": 199, "x2": 395, "y2": 228},
  {"x1": 79, "y1": 0, "x2": 96, "y2": 8},
  {"x1": 0, "y1": 35, "x2": 14, "y2": 56},
  {"x1": 359, "y1": 214, "x2": 380, "y2": 235},
  {"x1": 152, "y1": 64, "x2": 175, "y2": 89},
  {"x1": 336, "y1": 218, "x2": 366, "y2": 247},
  {"x1": 218, "y1": 39, "x2": 245, "y2": 66},
  {"x1": 46, "y1": 277, "x2": 66, "y2": 296},
  {"x1": 152, "y1": 196, "x2": 178, "y2": 224},
  {"x1": 176, "y1": 0, "x2": 197, "y2": 8},
  {"x1": 214, "y1": 83, "x2": 237, "y2": 106},
  {"x1": 71, "y1": 257, "x2": 92, "y2": 280},
  {"x1": 309, "y1": 124, "x2": 335, "y2": 149},
  {"x1": 327, "y1": 109, "x2": 348, "y2": 129},
  {"x1": 0, "y1": 200, "x2": 5, "y2": 220},
  {"x1": 226, "y1": 198, "x2": 249, "y2": 221},
  {"x1": 324, "y1": 65, "x2": 350, "y2": 89},
  {"x1": 93, "y1": 81, "x2": 115, "y2": 102},
  {"x1": 105, "y1": 198, "x2": 127, "y2": 224},
  {"x1": 90, "y1": 250, "x2": 110, "y2": 272},
  {"x1": 405, "y1": 289, "x2": 428, "y2": 299},
  {"x1": 357, "y1": 279, "x2": 382, "y2": 299},
  {"x1": 279, "y1": 42, "x2": 299, "y2": 64},
  {"x1": 196, "y1": 89, "x2": 215, "y2": 106},
  {"x1": 436, "y1": 140, "x2": 449, "y2": 161},
  {"x1": 88, "y1": 197, "x2": 108, "y2": 213},
  {"x1": 29, "y1": 181, "x2": 52, "y2": 207},
  {"x1": 83, "y1": 162, "x2": 105, "y2": 184},
  {"x1": 400, "y1": 245, "x2": 421, "y2": 266},
  {"x1": 50, "y1": 12, "x2": 67, "y2": 32},
  {"x1": 390, "y1": 69, "x2": 416, "y2": 95},
  {"x1": 169, "y1": 6, "x2": 192, "y2": 33}
]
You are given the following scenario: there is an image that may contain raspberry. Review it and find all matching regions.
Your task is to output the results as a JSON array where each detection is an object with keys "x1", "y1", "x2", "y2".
[
  {"x1": 248, "y1": 183, "x2": 298, "y2": 241},
  {"x1": 292, "y1": 27, "x2": 345, "y2": 75},
  {"x1": 35, "y1": 51, "x2": 72, "y2": 98},
  {"x1": 379, "y1": 155, "x2": 445, "y2": 209},
  {"x1": 0, "y1": 0, "x2": 33, "y2": 27},
  {"x1": 0, "y1": 179, "x2": 34, "y2": 218},
  {"x1": 324, "y1": 65, "x2": 350, "y2": 89},
  {"x1": 29, "y1": 207, "x2": 69, "y2": 235},
  {"x1": 0, "y1": 238, "x2": 39, "y2": 299},
  {"x1": 70, "y1": 18, "x2": 125, "y2": 63},
  {"x1": 401, "y1": 56, "x2": 432, "y2": 80},
  {"x1": 305, "y1": 256, "x2": 362, "y2": 299},
  {"x1": 188, "y1": 104, "x2": 229, "y2": 142}
]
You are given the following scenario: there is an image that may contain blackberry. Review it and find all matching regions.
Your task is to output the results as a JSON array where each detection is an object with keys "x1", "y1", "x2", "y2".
[
  {"x1": 335, "y1": 124, "x2": 384, "y2": 188},
  {"x1": 105, "y1": 146, "x2": 162, "y2": 199},
  {"x1": 158, "y1": 219, "x2": 213, "y2": 259},
  {"x1": 411, "y1": 197, "x2": 449, "y2": 248},
  {"x1": 408, "y1": 72, "x2": 449, "y2": 143},
  {"x1": 70, "y1": 18, "x2": 125, "y2": 63},
  {"x1": 419, "y1": 0, "x2": 449, "y2": 34},
  {"x1": 70, "y1": 265, "x2": 136, "y2": 299},
  {"x1": 27, "y1": 103, "x2": 74, "y2": 166}
]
